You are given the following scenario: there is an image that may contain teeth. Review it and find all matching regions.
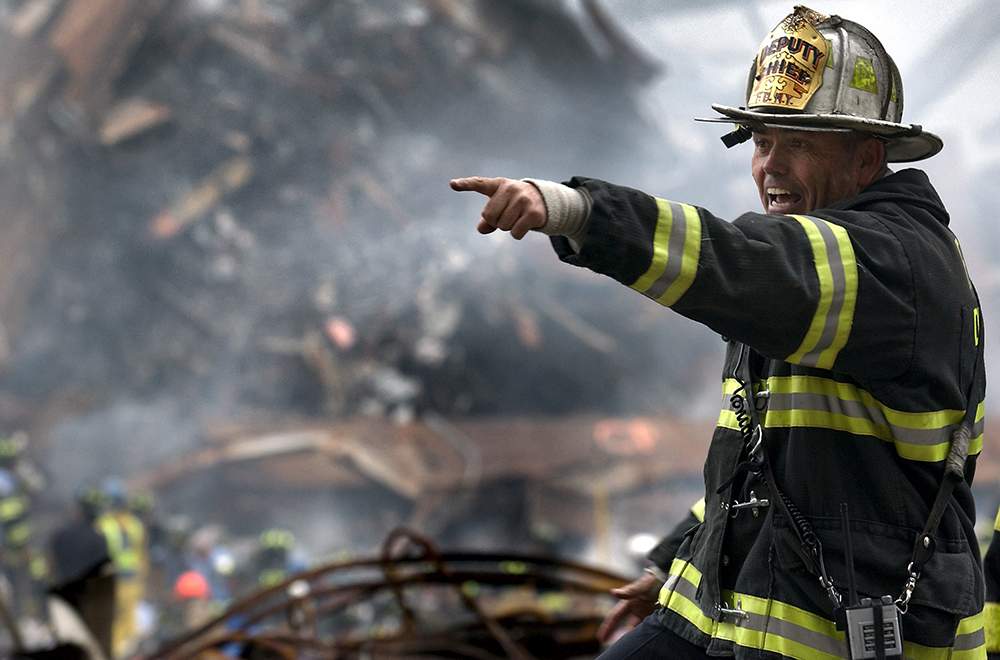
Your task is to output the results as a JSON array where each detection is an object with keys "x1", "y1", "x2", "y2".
[{"x1": 767, "y1": 187, "x2": 793, "y2": 195}]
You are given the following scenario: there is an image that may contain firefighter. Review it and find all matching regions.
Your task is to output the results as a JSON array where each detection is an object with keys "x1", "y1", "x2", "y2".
[
  {"x1": 96, "y1": 477, "x2": 148, "y2": 658},
  {"x1": 452, "y1": 6, "x2": 984, "y2": 658},
  {"x1": 49, "y1": 486, "x2": 115, "y2": 657},
  {"x1": 0, "y1": 432, "x2": 46, "y2": 618},
  {"x1": 252, "y1": 528, "x2": 304, "y2": 589},
  {"x1": 983, "y1": 504, "x2": 1000, "y2": 658}
]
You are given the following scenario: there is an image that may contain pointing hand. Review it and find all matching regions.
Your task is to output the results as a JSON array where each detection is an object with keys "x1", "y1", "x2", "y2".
[{"x1": 450, "y1": 176, "x2": 547, "y2": 240}]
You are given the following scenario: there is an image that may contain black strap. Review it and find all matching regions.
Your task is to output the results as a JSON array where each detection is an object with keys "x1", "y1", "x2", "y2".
[
  {"x1": 730, "y1": 343, "x2": 835, "y2": 596},
  {"x1": 732, "y1": 310, "x2": 984, "y2": 609},
  {"x1": 721, "y1": 125, "x2": 753, "y2": 148},
  {"x1": 874, "y1": 603, "x2": 886, "y2": 660},
  {"x1": 909, "y1": 304, "x2": 984, "y2": 575}
]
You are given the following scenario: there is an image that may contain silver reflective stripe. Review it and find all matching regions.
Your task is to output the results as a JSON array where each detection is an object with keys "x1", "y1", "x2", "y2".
[
  {"x1": 737, "y1": 609, "x2": 847, "y2": 657},
  {"x1": 720, "y1": 381, "x2": 985, "y2": 451},
  {"x1": 786, "y1": 215, "x2": 858, "y2": 370},
  {"x1": 665, "y1": 570, "x2": 699, "y2": 602},
  {"x1": 767, "y1": 392, "x2": 954, "y2": 447},
  {"x1": 645, "y1": 201, "x2": 687, "y2": 300},
  {"x1": 799, "y1": 215, "x2": 848, "y2": 367},
  {"x1": 953, "y1": 626, "x2": 986, "y2": 652}
]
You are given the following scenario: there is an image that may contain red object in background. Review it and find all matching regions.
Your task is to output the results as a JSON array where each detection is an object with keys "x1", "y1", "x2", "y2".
[
  {"x1": 593, "y1": 418, "x2": 659, "y2": 456},
  {"x1": 174, "y1": 570, "x2": 210, "y2": 600},
  {"x1": 325, "y1": 316, "x2": 356, "y2": 350}
]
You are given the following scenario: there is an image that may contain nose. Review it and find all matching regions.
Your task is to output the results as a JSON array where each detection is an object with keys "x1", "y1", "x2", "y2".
[{"x1": 760, "y1": 144, "x2": 789, "y2": 176}]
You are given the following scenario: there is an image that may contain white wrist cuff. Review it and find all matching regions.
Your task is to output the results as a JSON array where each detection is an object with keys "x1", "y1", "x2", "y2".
[
  {"x1": 643, "y1": 565, "x2": 668, "y2": 583},
  {"x1": 523, "y1": 178, "x2": 591, "y2": 244}
]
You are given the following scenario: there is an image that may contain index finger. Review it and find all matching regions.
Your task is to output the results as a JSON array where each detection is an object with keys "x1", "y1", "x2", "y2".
[
  {"x1": 449, "y1": 176, "x2": 505, "y2": 196},
  {"x1": 597, "y1": 600, "x2": 629, "y2": 643}
]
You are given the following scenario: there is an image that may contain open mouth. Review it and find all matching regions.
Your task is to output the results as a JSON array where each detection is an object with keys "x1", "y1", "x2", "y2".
[{"x1": 766, "y1": 187, "x2": 803, "y2": 212}]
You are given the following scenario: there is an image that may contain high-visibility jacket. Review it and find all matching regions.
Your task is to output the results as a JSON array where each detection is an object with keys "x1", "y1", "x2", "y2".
[
  {"x1": 551, "y1": 169, "x2": 985, "y2": 658},
  {"x1": 0, "y1": 467, "x2": 32, "y2": 554},
  {"x1": 96, "y1": 511, "x2": 147, "y2": 578},
  {"x1": 983, "y1": 506, "x2": 1000, "y2": 658}
]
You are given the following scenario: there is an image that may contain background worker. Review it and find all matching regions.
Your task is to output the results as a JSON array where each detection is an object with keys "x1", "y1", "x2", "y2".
[
  {"x1": 49, "y1": 486, "x2": 115, "y2": 657},
  {"x1": 0, "y1": 432, "x2": 46, "y2": 619},
  {"x1": 96, "y1": 477, "x2": 147, "y2": 658}
]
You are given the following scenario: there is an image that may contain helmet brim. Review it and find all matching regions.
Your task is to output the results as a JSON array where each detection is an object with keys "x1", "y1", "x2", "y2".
[{"x1": 697, "y1": 104, "x2": 943, "y2": 163}]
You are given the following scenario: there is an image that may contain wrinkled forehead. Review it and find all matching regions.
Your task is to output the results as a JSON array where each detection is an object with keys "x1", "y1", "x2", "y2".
[
  {"x1": 749, "y1": 124, "x2": 852, "y2": 137},
  {"x1": 749, "y1": 125, "x2": 879, "y2": 151}
]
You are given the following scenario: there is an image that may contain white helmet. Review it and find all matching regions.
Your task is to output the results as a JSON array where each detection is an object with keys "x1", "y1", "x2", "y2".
[{"x1": 698, "y1": 5, "x2": 941, "y2": 162}]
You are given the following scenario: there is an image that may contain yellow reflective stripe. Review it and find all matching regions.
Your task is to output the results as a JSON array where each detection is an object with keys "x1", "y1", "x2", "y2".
[
  {"x1": 658, "y1": 558, "x2": 702, "y2": 607},
  {"x1": 629, "y1": 199, "x2": 700, "y2": 306},
  {"x1": 6, "y1": 521, "x2": 31, "y2": 545},
  {"x1": 631, "y1": 198, "x2": 673, "y2": 292},
  {"x1": 121, "y1": 514, "x2": 146, "y2": 547},
  {"x1": 731, "y1": 591, "x2": 839, "y2": 637},
  {"x1": 975, "y1": 307, "x2": 982, "y2": 346},
  {"x1": 658, "y1": 203, "x2": 701, "y2": 306},
  {"x1": 822, "y1": 221, "x2": 857, "y2": 367},
  {"x1": 0, "y1": 495, "x2": 27, "y2": 520},
  {"x1": 117, "y1": 550, "x2": 141, "y2": 572},
  {"x1": 719, "y1": 621, "x2": 844, "y2": 660},
  {"x1": 907, "y1": 632, "x2": 983, "y2": 659},
  {"x1": 259, "y1": 568, "x2": 287, "y2": 588},
  {"x1": 720, "y1": 591, "x2": 845, "y2": 659},
  {"x1": 720, "y1": 410, "x2": 984, "y2": 462},
  {"x1": 97, "y1": 516, "x2": 124, "y2": 555},
  {"x1": 718, "y1": 376, "x2": 986, "y2": 463},
  {"x1": 664, "y1": 585, "x2": 716, "y2": 636},
  {"x1": 657, "y1": 560, "x2": 716, "y2": 635},
  {"x1": 661, "y1": 557, "x2": 985, "y2": 658},
  {"x1": 690, "y1": 497, "x2": 706, "y2": 523},
  {"x1": 993, "y1": 507, "x2": 1000, "y2": 533},
  {"x1": 768, "y1": 376, "x2": 943, "y2": 429},
  {"x1": 29, "y1": 555, "x2": 48, "y2": 579},
  {"x1": 906, "y1": 609, "x2": 986, "y2": 659},
  {"x1": 659, "y1": 560, "x2": 847, "y2": 658},
  {"x1": 785, "y1": 216, "x2": 857, "y2": 369},
  {"x1": 986, "y1": 602, "x2": 1000, "y2": 652},
  {"x1": 898, "y1": 433, "x2": 983, "y2": 463},
  {"x1": 786, "y1": 216, "x2": 836, "y2": 365}
]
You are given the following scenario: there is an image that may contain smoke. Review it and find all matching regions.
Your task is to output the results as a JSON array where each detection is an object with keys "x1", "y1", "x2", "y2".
[
  {"x1": 0, "y1": 0, "x2": 729, "y2": 569},
  {"x1": 9, "y1": 0, "x2": 998, "y2": 571}
]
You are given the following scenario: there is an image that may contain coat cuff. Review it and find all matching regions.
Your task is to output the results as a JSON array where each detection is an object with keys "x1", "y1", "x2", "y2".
[{"x1": 523, "y1": 178, "x2": 591, "y2": 246}]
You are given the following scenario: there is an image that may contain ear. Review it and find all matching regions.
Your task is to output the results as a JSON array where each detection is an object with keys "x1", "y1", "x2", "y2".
[{"x1": 856, "y1": 137, "x2": 887, "y2": 188}]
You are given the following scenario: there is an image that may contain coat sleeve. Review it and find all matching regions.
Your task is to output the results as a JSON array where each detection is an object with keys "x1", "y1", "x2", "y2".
[
  {"x1": 646, "y1": 497, "x2": 705, "y2": 572},
  {"x1": 550, "y1": 177, "x2": 916, "y2": 380}
]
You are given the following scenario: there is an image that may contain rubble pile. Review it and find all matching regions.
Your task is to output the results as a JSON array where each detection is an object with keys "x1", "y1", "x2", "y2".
[{"x1": 0, "y1": 0, "x2": 717, "y2": 446}]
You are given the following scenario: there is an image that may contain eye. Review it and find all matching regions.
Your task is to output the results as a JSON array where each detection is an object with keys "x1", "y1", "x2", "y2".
[{"x1": 753, "y1": 137, "x2": 771, "y2": 151}]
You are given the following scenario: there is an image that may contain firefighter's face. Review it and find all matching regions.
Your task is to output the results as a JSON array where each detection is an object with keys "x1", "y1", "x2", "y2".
[{"x1": 751, "y1": 128, "x2": 883, "y2": 215}]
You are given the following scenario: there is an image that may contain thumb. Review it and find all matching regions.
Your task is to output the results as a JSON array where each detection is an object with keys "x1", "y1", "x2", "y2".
[
  {"x1": 449, "y1": 176, "x2": 504, "y2": 196},
  {"x1": 610, "y1": 585, "x2": 636, "y2": 598}
]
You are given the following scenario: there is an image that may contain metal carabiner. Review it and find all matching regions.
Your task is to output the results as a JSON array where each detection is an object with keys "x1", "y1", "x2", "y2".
[
  {"x1": 894, "y1": 562, "x2": 920, "y2": 614},
  {"x1": 729, "y1": 490, "x2": 770, "y2": 518}
]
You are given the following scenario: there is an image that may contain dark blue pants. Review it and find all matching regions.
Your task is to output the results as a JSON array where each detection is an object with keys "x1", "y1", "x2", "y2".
[{"x1": 596, "y1": 613, "x2": 711, "y2": 659}]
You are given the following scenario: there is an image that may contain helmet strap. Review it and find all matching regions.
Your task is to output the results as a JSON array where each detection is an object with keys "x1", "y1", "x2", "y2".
[{"x1": 721, "y1": 125, "x2": 754, "y2": 148}]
